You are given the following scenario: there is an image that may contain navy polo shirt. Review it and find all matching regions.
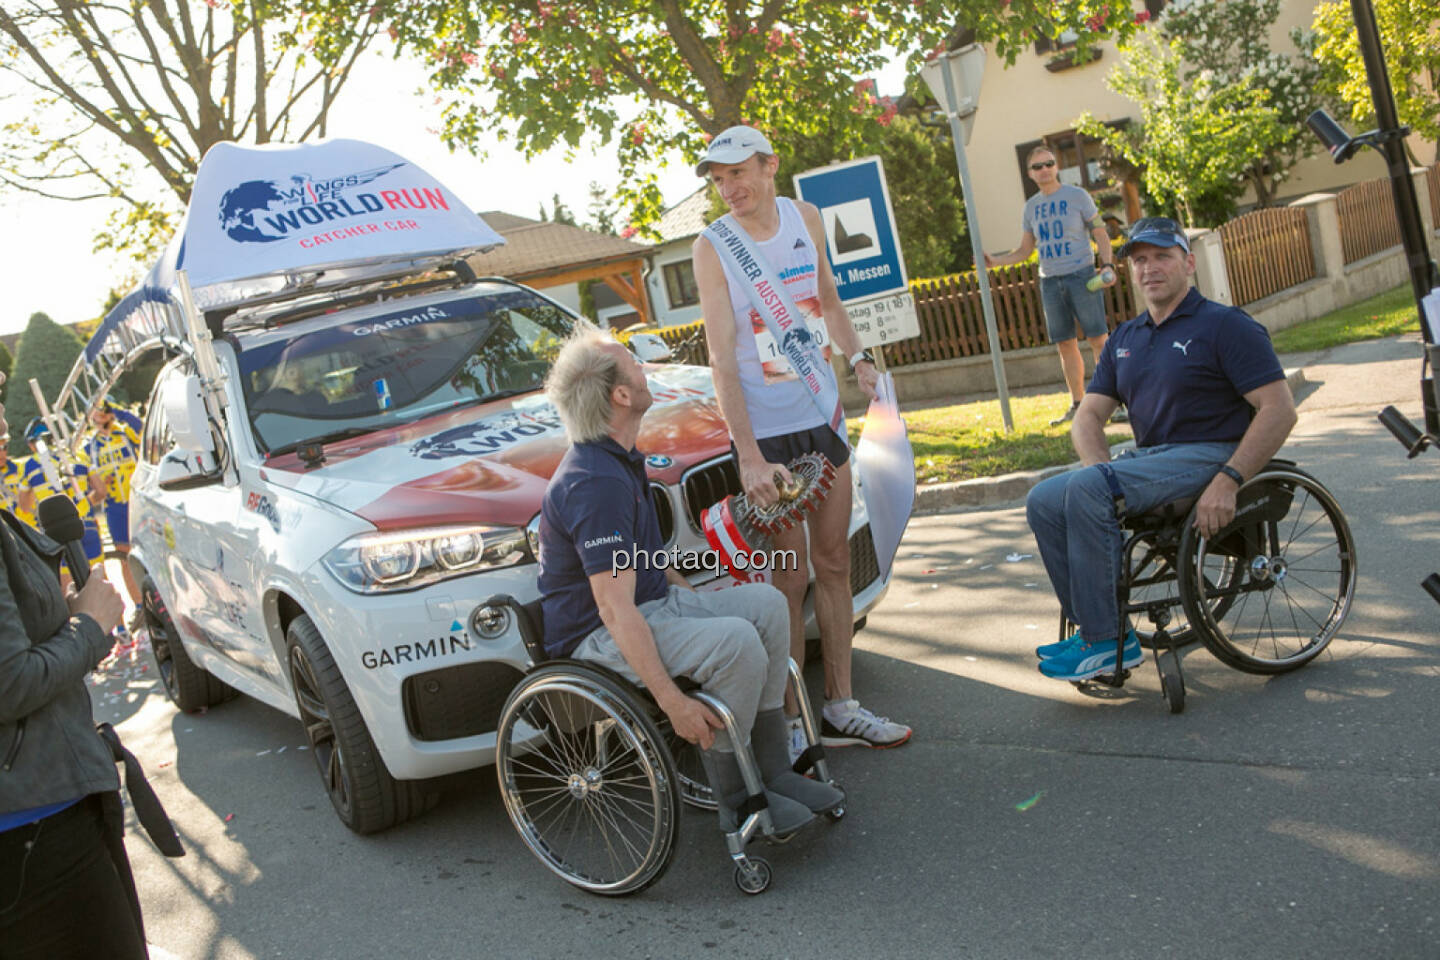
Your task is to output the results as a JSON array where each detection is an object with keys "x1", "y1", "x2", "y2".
[
  {"x1": 537, "y1": 437, "x2": 668, "y2": 658},
  {"x1": 1088, "y1": 288, "x2": 1284, "y2": 448}
]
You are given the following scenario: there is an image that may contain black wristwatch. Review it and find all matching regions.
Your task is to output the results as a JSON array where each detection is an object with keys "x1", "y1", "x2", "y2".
[
  {"x1": 848, "y1": 349, "x2": 875, "y2": 369},
  {"x1": 1216, "y1": 464, "x2": 1244, "y2": 486}
]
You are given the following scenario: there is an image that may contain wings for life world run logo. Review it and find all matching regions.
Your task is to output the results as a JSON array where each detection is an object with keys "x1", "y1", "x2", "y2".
[{"x1": 217, "y1": 162, "x2": 450, "y2": 244}]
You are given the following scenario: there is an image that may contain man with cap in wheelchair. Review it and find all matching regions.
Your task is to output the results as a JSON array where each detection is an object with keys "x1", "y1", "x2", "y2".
[
  {"x1": 1025, "y1": 216, "x2": 1298, "y2": 680},
  {"x1": 536, "y1": 325, "x2": 844, "y2": 837}
]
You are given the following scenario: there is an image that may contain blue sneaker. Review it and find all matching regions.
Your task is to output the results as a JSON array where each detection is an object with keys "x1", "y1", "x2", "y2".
[
  {"x1": 1036, "y1": 628, "x2": 1083, "y2": 660},
  {"x1": 1038, "y1": 630, "x2": 1143, "y2": 681}
]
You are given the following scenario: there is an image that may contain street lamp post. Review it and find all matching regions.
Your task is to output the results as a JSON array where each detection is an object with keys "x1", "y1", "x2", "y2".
[{"x1": 921, "y1": 45, "x2": 1014, "y2": 432}]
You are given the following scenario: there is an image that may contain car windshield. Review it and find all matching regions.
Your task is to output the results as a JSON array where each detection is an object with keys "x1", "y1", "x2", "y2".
[{"x1": 238, "y1": 287, "x2": 574, "y2": 453}]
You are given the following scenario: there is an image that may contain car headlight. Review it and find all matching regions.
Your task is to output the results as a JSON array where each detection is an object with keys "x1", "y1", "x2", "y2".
[{"x1": 323, "y1": 524, "x2": 530, "y2": 594}]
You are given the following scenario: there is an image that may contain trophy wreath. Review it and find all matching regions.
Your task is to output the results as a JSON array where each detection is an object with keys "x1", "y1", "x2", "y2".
[{"x1": 700, "y1": 452, "x2": 837, "y2": 581}]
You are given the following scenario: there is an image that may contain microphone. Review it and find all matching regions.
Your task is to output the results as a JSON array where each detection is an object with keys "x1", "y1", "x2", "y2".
[{"x1": 37, "y1": 495, "x2": 91, "y2": 588}]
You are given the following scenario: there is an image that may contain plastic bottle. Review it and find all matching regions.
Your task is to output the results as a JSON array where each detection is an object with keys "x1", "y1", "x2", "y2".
[{"x1": 1086, "y1": 264, "x2": 1117, "y2": 292}]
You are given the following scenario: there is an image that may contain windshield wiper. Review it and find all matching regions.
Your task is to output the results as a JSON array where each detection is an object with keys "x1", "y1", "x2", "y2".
[{"x1": 266, "y1": 426, "x2": 379, "y2": 458}]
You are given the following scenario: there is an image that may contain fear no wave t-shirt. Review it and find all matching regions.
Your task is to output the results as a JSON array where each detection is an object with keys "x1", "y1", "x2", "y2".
[{"x1": 1022, "y1": 184, "x2": 1099, "y2": 278}]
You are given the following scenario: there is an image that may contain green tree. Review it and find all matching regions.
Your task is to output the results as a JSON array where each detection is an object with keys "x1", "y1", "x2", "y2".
[
  {"x1": 1158, "y1": 0, "x2": 1324, "y2": 207},
  {"x1": 1077, "y1": 36, "x2": 1290, "y2": 227},
  {"x1": 390, "y1": 1, "x2": 1131, "y2": 235},
  {"x1": 587, "y1": 181, "x2": 618, "y2": 236},
  {"x1": 1312, "y1": 0, "x2": 1440, "y2": 148},
  {"x1": 0, "y1": 1, "x2": 385, "y2": 262},
  {"x1": 0, "y1": 341, "x2": 12, "y2": 403},
  {"x1": 7, "y1": 312, "x2": 86, "y2": 456}
]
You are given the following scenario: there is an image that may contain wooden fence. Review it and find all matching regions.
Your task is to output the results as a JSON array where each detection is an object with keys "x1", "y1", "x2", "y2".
[
  {"x1": 1217, "y1": 206, "x2": 1316, "y2": 306},
  {"x1": 1337, "y1": 177, "x2": 1402, "y2": 264},
  {"x1": 897, "y1": 264, "x2": 1136, "y2": 368}
]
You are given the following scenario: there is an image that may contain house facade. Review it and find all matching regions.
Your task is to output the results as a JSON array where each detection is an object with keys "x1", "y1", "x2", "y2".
[
  {"x1": 645, "y1": 185, "x2": 710, "y2": 328},
  {"x1": 967, "y1": 0, "x2": 1435, "y2": 253}
]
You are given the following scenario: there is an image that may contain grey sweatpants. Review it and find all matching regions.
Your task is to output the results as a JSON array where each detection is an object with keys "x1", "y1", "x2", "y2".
[{"x1": 571, "y1": 582, "x2": 791, "y2": 752}]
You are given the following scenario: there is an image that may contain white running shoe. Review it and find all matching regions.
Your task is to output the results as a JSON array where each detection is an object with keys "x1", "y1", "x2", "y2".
[{"x1": 820, "y1": 699, "x2": 912, "y2": 749}]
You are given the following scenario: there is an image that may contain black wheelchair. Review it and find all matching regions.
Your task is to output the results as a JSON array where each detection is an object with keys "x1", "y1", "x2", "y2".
[
  {"x1": 1059, "y1": 459, "x2": 1358, "y2": 712},
  {"x1": 477, "y1": 595, "x2": 844, "y2": 897}
]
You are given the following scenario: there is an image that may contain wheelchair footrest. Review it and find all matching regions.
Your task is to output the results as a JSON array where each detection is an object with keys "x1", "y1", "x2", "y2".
[
  {"x1": 792, "y1": 744, "x2": 825, "y2": 776},
  {"x1": 734, "y1": 791, "x2": 768, "y2": 818}
]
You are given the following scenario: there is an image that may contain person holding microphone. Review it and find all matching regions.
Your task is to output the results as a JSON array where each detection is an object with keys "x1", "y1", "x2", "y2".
[
  {"x1": 985, "y1": 144, "x2": 1125, "y2": 426},
  {"x1": 0, "y1": 371, "x2": 150, "y2": 959}
]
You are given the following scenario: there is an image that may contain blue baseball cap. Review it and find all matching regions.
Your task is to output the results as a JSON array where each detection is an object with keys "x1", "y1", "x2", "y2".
[
  {"x1": 1118, "y1": 216, "x2": 1191, "y2": 258},
  {"x1": 24, "y1": 418, "x2": 49, "y2": 442}
]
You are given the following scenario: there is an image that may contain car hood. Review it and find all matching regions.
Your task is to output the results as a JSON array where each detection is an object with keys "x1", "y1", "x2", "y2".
[{"x1": 258, "y1": 364, "x2": 730, "y2": 530}]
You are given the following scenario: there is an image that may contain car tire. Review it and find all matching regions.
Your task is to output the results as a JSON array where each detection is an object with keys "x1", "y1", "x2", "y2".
[
  {"x1": 285, "y1": 613, "x2": 438, "y2": 834},
  {"x1": 141, "y1": 576, "x2": 234, "y2": 712}
]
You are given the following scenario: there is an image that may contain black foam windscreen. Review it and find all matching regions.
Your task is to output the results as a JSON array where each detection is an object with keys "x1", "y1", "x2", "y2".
[{"x1": 37, "y1": 494, "x2": 85, "y2": 544}]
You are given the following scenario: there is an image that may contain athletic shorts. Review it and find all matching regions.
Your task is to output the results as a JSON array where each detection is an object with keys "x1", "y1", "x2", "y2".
[
  {"x1": 104, "y1": 501, "x2": 130, "y2": 546},
  {"x1": 733, "y1": 423, "x2": 850, "y2": 470},
  {"x1": 1039, "y1": 266, "x2": 1109, "y2": 342},
  {"x1": 81, "y1": 519, "x2": 102, "y2": 562}
]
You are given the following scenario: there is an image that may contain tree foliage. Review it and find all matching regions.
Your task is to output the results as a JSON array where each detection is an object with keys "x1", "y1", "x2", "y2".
[
  {"x1": 389, "y1": 0, "x2": 1131, "y2": 233},
  {"x1": 1158, "y1": 0, "x2": 1324, "y2": 207},
  {"x1": 0, "y1": 342, "x2": 12, "y2": 403},
  {"x1": 0, "y1": 0, "x2": 385, "y2": 261},
  {"x1": 1077, "y1": 36, "x2": 1290, "y2": 227},
  {"x1": 7, "y1": 313, "x2": 86, "y2": 456},
  {"x1": 1312, "y1": 0, "x2": 1440, "y2": 145}
]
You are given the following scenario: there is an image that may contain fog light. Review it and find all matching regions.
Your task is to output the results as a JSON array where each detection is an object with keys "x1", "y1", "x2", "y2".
[{"x1": 471, "y1": 604, "x2": 510, "y2": 639}]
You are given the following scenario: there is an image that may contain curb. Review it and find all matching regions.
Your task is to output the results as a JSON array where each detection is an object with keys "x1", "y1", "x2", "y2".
[{"x1": 913, "y1": 364, "x2": 1310, "y2": 514}]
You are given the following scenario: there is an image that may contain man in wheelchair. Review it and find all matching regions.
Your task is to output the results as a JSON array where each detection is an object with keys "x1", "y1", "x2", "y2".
[
  {"x1": 1025, "y1": 217, "x2": 1298, "y2": 682},
  {"x1": 537, "y1": 327, "x2": 844, "y2": 836}
]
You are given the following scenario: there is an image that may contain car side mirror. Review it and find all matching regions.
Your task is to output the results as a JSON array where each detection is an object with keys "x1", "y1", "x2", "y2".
[
  {"x1": 628, "y1": 333, "x2": 673, "y2": 363},
  {"x1": 156, "y1": 450, "x2": 220, "y2": 491},
  {"x1": 162, "y1": 374, "x2": 216, "y2": 457}
]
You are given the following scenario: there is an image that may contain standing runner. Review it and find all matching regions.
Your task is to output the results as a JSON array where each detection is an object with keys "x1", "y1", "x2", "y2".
[
  {"x1": 82, "y1": 398, "x2": 144, "y2": 627},
  {"x1": 985, "y1": 144, "x2": 1125, "y2": 425},
  {"x1": 692, "y1": 125, "x2": 912, "y2": 761}
]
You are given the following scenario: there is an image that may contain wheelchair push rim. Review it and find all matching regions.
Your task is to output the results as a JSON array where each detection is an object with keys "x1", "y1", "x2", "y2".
[
  {"x1": 496, "y1": 668, "x2": 682, "y2": 896},
  {"x1": 1180, "y1": 468, "x2": 1357, "y2": 674}
]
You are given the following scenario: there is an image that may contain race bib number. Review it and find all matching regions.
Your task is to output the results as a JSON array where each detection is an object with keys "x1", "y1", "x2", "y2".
[{"x1": 753, "y1": 316, "x2": 831, "y2": 376}]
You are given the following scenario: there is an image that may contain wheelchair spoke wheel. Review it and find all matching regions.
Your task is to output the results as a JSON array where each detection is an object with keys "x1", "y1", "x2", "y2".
[
  {"x1": 1124, "y1": 531, "x2": 1193, "y2": 648},
  {"x1": 496, "y1": 665, "x2": 681, "y2": 896},
  {"x1": 1180, "y1": 468, "x2": 1357, "y2": 674}
]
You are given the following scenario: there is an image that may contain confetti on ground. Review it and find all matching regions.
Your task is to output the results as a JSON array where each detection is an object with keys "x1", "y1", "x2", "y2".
[
  {"x1": 277, "y1": 746, "x2": 286, "y2": 754},
  {"x1": 157, "y1": 760, "x2": 172, "y2": 769},
  {"x1": 922, "y1": 568, "x2": 935, "y2": 574},
  {"x1": 979, "y1": 564, "x2": 994, "y2": 570},
  {"x1": 1015, "y1": 791, "x2": 1044, "y2": 812},
  {"x1": 964, "y1": 559, "x2": 975, "y2": 565},
  {"x1": 298, "y1": 745, "x2": 309, "y2": 751},
  {"x1": 224, "y1": 813, "x2": 235, "y2": 823},
  {"x1": 1025, "y1": 624, "x2": 1038, "y2": 630},
  {"x1": 1006, "y1": 553, "x2": 1033, "y2": 563},
  {"x1": 184, "y1": 728, "x2": 193, "y2": 733},
  {"x1": 1025, "y1": 582, "x2": 1038, "y2": 588},
  {"x1": 256, "y1": 750, "x2": 271, "y2": 757},
  {"x1": 904, "y1": 601, "x2": 921, "y2": 608},
  {"x1": 930, "y1": 584, "x2": 939, "y2": 590},
  {"x1": 964, "y1": 656, "x2": 977, "y2": 662}
]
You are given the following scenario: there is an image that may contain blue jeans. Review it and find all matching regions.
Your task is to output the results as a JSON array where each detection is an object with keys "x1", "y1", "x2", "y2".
[
  {"x1": 1025, "y1": 442, "x2": 1238, "y2": 643},
  {"x1": 1039, "y1": 266, "x2": 1108, "y2": 342}
]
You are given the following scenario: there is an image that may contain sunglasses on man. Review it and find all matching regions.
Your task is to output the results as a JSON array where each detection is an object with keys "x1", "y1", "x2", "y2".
[{"x1": 1029, "y1": 160, "x2": 1056, "y2": 170}]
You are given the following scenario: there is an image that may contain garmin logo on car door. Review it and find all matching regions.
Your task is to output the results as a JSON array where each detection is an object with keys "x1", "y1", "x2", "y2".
[{"x1": 361, "y1": 624, "x2": 474, "y2": 669}]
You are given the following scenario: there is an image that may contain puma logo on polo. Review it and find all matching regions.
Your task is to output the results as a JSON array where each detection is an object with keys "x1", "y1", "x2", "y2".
[{"x1": 1172, "y1": 339, "x2": 1194, "y2": 356}]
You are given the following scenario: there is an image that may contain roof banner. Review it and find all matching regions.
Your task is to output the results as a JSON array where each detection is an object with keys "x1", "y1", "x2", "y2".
[
  {"x1": 84, "y1": 138, "x2": 504, "y2": 361},
  {"x1": 185, "y1": 139, "x2": 503, "y2": 288}
]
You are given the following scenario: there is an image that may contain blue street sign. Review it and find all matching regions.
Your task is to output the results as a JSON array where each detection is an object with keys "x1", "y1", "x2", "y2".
[{"x1": 794, "y1": 156, "x2": 908, "y2": 303}]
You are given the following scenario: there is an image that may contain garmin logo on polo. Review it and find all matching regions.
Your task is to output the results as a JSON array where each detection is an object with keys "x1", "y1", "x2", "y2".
[
  {"x1": 584, "y1": 531, "x2": 625, "y2": 549},
  {"x1": 217, "y1": 162, "x2": 452, "y2": 244}
]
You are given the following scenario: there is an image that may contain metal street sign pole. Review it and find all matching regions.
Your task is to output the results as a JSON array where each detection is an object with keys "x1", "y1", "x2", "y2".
[{"x1": 935, "y1": 53, "x2": 1013, "y2": 432}]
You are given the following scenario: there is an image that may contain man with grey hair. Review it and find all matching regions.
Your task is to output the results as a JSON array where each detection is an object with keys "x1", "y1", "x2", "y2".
[{"x1": 536, "y1": 326, "x2": 843, "y2": 835}]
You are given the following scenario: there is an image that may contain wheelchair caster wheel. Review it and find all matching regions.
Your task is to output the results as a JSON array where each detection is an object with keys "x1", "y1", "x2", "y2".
[
  {"x1": 734, "y1": 857, "x2": 772, "y2": 895},
  {"x1": 825, "y1": 805, "x2": 846, "y2": 822},
  {"x1": 1163, "y1": 672, "x2": 1185, "y2": 713}
]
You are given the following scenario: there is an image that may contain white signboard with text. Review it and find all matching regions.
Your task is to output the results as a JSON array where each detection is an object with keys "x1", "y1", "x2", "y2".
[{"x1": 848, "y1": 291, "x2": 920, "y2": 348}]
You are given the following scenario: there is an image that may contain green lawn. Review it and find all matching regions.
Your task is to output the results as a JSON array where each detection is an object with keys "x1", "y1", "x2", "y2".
[
  {"x1": 848, "y1": 393, "x2": 1130, "y2": 485},
  {"x1": 1270, "y1": 282, "x2": 1420, "y2": 354}
]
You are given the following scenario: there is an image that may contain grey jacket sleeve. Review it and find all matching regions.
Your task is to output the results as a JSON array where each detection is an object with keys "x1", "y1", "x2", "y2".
[{"x1": 0, "y1": 549, "x2": 109, "y2": 724}]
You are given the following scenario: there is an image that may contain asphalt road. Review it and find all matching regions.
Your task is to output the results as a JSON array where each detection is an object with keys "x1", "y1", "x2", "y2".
[{"x1": 93, "y1": 335, "x2": 1439, "y2": 960}]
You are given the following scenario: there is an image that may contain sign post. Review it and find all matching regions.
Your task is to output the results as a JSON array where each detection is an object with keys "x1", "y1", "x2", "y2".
[
  {"x1": 794, "y1": 156, "x2": 920, "y2": 373},
  {"x1": 920, "y1": 44, "x2": 1014, "y2": 432}
]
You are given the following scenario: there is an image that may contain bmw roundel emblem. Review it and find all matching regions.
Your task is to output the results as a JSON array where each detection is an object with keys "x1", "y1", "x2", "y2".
[{"x1": 645, "y1": 454, "x2": 673, "y2": 468}]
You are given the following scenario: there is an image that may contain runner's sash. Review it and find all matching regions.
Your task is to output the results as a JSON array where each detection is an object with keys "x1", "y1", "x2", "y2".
[{"x1": 703, "y1": 214, "x2": 847, "y2": 444}]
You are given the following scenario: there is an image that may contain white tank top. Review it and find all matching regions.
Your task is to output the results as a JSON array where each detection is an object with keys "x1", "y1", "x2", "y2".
[{"x1": 723, "y1": 197, "x2": 834, "y2": 439}]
